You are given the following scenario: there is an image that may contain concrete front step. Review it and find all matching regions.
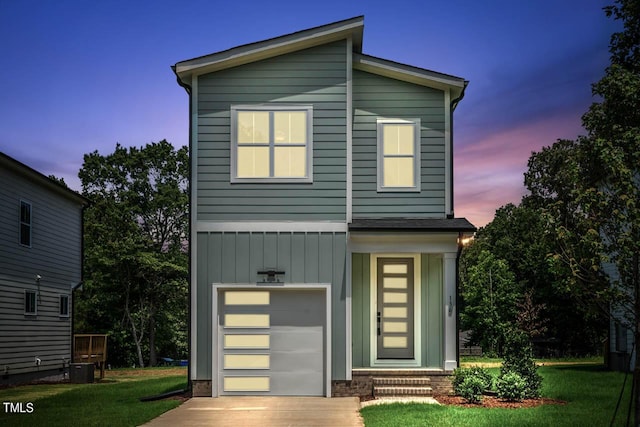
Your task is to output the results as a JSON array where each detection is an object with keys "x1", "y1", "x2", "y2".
[
  {"x1": 373, "y1": 377, "x2": 431, "y2": 386},
  {"x1": 374, "y1": 386, "x2": 433, "y2": 397}
]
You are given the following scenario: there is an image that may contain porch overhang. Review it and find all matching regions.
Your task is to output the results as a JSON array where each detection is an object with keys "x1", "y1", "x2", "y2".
[{"x1": 348, "y1": 218, "x2": 476, "y2": 234}]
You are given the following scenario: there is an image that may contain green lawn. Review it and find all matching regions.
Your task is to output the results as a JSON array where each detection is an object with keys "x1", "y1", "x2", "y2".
[
  {"x1": 0, "y1": 368, "x2": 187, "y2": 427},
  {"x1": 361, "y1": 363, "x2": 633, "y2": 427}
]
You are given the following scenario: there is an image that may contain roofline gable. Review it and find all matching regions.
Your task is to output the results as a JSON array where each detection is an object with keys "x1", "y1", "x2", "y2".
[
  {"x1": 173, "y1": 16, "x2": 364, "y2": 83},
  {"x1": 353, "y1": 53, "x2": 468, "y2": 100}
]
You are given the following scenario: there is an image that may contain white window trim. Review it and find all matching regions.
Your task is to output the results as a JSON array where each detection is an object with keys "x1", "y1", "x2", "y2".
[
  {"x1": 19, "y1": 199, "x2": 32, "y2": 247},
  {"x1": 377, "y1": 118, "x2": 421, "y2": 192},
  {"x1": 59, "y1": 294, "x2": 70, "y2": 318},
  {"x1": 24, "y1": 290, "x2": 37, "y2": 316},
  {"x1": 230, "y1": 104, "x2": 313, "y2": 183}
]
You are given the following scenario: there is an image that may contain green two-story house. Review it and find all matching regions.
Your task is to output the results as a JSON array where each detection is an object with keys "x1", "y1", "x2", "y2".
[{"x1": 173, "y1": 16, "x2": 475, "y2": 398}]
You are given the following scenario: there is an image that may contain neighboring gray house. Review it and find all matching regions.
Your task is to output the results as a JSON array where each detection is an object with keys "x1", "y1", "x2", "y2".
[
  {"x1": 0, "y1": 153, "x2": 87, "y2": 383},
  {"x1": 173, "y1": 16, "x2": 475, "y2": 398},
  {"x1": 606, "y1": 261, "x2": 635, "y2": 372}
]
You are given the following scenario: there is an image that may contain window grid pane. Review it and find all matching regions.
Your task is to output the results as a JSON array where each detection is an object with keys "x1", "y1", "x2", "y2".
[
  {"x1": 237, "y1": 112, "x2": 269, "y2": 143},
  {"x1": 274, "y1": 146, "x2": 306, "y2": 177},
  {"x1": 20, "y1": 202, "x2": 31, "y2": 246},
  {"x1": 274, "y1": 111, "x2": 306, "y2": 144},
  {"x1": 383, "y1": 157, "x2": 414, "y2": 187},
  {"x1": 25, "y1": 291, "x2": 36, "y2": 314},
  {"x1": 237, "y1": 146, "x2": 270, "y2": 178},
  {"x1": 383, "y1": 125, "x2": 414, "y2": 155},
  {"x1": 60, "y1": 295, "x2": 69, "y2": 316}
]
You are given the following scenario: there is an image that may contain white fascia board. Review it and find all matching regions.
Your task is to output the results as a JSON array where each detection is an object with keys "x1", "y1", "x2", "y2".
[
  {"x1": 175, "y1": 18, "x2": 364, "y2": 81},
  {"x1": 353, "y1": 54, "x2": 466, "y2": 98},
  {"x1": 197, "y1": 221, "x2": 348, "y2": 233}
]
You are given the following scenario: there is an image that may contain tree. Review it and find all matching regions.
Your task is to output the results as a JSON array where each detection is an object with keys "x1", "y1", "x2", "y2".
[
  {"x1": 460, "y1": 248, "x2": 520, "y2": 355},
  {"x1": 77, "y1": 141, "x2": 189, "y2": 367},
  {"x1": 525, "y1": 0, "x2": 639, "y2": 421},
  {"x1": 463, "y1": 202, "x2": 604, "y2": 355}
]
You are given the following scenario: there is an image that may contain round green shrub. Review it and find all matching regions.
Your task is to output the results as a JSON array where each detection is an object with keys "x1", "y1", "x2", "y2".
[
  {"x1": 459, "y1": 375, "x2": 485, "y2": 404},
  {"x1": 452, "y1": 366, "x2": 493, "y2": 394},
  {"x1": 496, "y1": 371, "x2": 527, "y2": 402}
]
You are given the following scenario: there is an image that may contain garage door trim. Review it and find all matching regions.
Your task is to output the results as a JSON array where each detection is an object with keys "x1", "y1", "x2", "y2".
[{"x1": 212, "y1": 283, "x2": 332, "y2": 397}]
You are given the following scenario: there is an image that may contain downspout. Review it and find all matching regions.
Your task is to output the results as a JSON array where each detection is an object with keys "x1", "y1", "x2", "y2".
[
  {"x1": 448, "y1": 82, "x2": 468, "y2": 219},
  {"x1": 71, "y1": 202, "x2": 88, "y2": 369},
  {"x1": 171, "y1": 66, "x2": 193, "y2": 393}
]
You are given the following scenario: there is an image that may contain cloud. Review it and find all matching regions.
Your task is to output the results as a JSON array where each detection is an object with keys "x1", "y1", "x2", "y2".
[{"x1": 454, "y1": 112, "x2": 585, "y2": 227}]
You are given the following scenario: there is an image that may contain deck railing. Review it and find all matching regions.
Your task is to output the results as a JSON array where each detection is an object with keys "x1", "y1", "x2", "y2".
[{"x1": 73, "y1": 334, "x2": 107, "y2": 379}]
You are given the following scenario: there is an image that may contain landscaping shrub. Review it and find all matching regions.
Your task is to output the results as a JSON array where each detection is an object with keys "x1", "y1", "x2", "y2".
[
  {"x1": 496, "y1": 371, "x2": 527, "y2": 401},
  {"x1": 452, "y1": 366, "x2": 493, "y2": 393},
  {"x1": 501, "y1": 330, "x2": 542, "y2": 398},
  {"x1": 452, "y1": 366, "x2": 493, "y2": 403},
  {"x1": 458, "y1": 375, "x2": 485, "y2": 403}
]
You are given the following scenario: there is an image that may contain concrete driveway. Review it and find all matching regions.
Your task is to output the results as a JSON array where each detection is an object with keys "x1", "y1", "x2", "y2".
[{"x1": 142, "y1": 396, "x2": 364, "y2": 427}]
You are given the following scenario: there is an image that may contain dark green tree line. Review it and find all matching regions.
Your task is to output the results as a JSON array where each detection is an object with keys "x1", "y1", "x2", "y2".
[{"x1": 75, "y1": 140, "x2": 189, "y2": 367}]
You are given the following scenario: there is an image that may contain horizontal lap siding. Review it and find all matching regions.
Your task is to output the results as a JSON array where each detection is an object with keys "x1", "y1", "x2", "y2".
[
  {"x1": 0, "y1": 168, "x2": 83, "y2": 287},
  {"x1": 352, "y1": 70, "x2": 446, "y2": 217},
  {"x1": 0, "y1": 281, "x2": 71, "y2": 375},
  {"x1": 0, "y1": 168, "x2": 81, "y2": 377},
  {"x1": 196, "y1": 41, "x2": 347, "y2": 221},
  {"x1": 196, "y1": 231, "x2": 347, "y2": 380}
]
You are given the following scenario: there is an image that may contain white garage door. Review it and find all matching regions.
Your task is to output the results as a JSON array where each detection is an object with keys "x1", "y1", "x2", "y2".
[{"x1": 217, "y1": 288, "x2": 326, "y2": 396}]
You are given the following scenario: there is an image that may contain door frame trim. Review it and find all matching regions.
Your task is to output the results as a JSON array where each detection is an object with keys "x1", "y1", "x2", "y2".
[
  {"x1": 369, "y1": 254, "x2": 422, "y2": 367},
  {"x1": 212, "y1": 283, "x2": 332, "y2": 397}
]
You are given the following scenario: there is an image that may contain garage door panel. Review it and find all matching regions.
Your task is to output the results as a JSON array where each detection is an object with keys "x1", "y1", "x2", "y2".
[
  {"x1": 270, "y1": 350, "x2": 323, "y2": 372},
  {"x1": 218, "y1": 288, "x2": 326, "y2": 396},
  {"x1": 270, "y1": 327, "x2": 323, "y2": 351},
  {"x1": 269, "y1": 372, "x2": 324, "y2": 395}
]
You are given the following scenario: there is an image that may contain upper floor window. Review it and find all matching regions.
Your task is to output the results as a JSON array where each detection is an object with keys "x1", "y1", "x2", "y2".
[
  {"x1": 20, "y1": 200, "x2": 32, "y2": 247},
  {"x1": 377, "y1": 119, "x2": 421, "y2": 192},
  {"x1": 25, "y1": 290, "x2": 37, "y2": 315},
  {"x1": 59, "y1": 295, "x2": 70, "y2": 317},
  {"x1": 231, "y1": 105, "x2": 313, "y2": 183}
]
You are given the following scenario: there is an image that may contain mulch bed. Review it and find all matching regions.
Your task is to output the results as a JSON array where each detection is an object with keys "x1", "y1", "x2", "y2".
[{"x1": 434, "y1": 395, "x2": 567, "y2": 409}]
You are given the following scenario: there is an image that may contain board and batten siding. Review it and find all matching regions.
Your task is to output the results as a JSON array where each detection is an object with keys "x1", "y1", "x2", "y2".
[
  {"x1": 196, "y1": 40, "x2": 348, "y2": 221},
  {"x1": 196, "y1": 231, "x2": 347, "y2": 380},
  {"x1": 352, "y1": 70, "x2": 446, "y2": 217},
  {"x1": 351, "y1": 253, "x2": 443, "y2": 368},
  {"x1": 0, "y1": 166, "x2": 83, "y2": 377}
]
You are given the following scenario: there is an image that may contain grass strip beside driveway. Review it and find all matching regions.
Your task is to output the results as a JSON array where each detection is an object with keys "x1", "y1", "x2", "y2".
[{"x1": 0, "y1": 371, "x2": 186, "y2": 427}]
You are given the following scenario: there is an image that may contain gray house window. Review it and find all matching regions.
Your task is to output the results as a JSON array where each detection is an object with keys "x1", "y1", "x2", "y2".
[
  {"x1": 59, "y1": 295, "x2": 70, "y2": 317},
  {"x1": 616, "y1": 323, "x2": 628, "y2": 353},
  {"x1": 230, "y1": 105, "x2": 313, "y2": 183},
  {"x1": 25, "y1": 290, "x2": 37, "y2": 315},
  {"x1": 20, "y1": 200, "x2": 32, "y2": 247},
  {"x1": 377, "y1": 118, "x2": 421, "y2": 192}
]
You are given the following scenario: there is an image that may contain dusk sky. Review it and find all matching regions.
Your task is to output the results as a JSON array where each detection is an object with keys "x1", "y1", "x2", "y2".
[{"x1": 0, "y1": 0, "x2": 618, "y2": 227}]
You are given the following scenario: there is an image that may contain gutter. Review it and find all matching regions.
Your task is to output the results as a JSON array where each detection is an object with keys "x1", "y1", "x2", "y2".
[
  {"x1": 447, "y1": 81, "x2": 468, "y2": 219},
  {"x1": 171, "y1": 65, "x2": 193, "y2": 394}
]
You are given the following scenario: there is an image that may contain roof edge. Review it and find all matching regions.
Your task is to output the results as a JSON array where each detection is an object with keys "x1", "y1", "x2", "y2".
[
  {"x1": 174, "y1": 16, "x2": 364, "y2": 81},
  {"x1": 353, "y1": 53, "x2": 467, "y2": 98},
  {"x1": 0, "y1": 152, "x2": 89, "y2": 206},
  {"x1": 349, "y1": 217, "x2": 477, "y2": 233}
]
